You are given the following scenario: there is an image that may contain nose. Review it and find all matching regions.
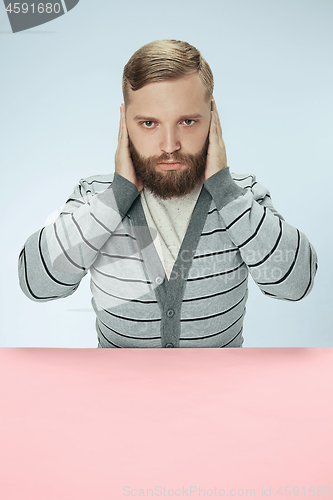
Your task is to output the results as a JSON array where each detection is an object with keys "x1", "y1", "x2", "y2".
[{"x1": 159, "y1": 125, "x2": 181, "y2": 155}]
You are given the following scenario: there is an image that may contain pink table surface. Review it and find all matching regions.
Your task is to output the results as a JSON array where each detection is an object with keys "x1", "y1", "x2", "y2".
[{"x1": 0, "y1": 348, "x2": 332, "y2": 500}]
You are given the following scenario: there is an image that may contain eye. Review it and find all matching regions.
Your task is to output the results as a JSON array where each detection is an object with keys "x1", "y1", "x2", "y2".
[
  {"x1": 141, "y1": 121, "x2": 155, "y2": 128},
  {"x1": 182, "y1": 119, "x2": 197, "y2": 126}
]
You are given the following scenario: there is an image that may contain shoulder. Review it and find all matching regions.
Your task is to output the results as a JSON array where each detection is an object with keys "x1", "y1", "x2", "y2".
[
  {"x1": 78, "y1": 173, "x2": 115, "y2": 195},
  {"x1": 230, "y1": 169, "x2": 272, "y2": 203},
  {"x1": 230, "y1": 171, "x2": 257, "y2": 189},
  {"x1": 64, "y1": 173, "x2": 115, "y2": 204}
]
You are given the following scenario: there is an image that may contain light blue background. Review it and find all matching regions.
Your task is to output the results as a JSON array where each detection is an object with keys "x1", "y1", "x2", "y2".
[{"x1": 0, "y1": 0, "x2": 332, "y2": 347}]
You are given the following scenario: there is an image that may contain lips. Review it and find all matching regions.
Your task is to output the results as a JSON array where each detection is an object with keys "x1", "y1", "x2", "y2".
[{"x1": 156, "y1": 162, "x2": 185, "y2": 171}]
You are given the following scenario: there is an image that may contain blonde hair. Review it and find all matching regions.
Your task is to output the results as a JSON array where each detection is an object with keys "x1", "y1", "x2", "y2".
[{"x1": 122, "y1": 39, "x2": 214, "y2": 105}]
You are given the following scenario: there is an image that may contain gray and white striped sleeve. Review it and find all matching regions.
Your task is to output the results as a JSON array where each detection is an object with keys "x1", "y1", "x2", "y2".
[
  {"x1": 204, "y1": 167, "x2": 318, "y2": 301},
  {"x1": 18, "y1": 173, "x2": 140, "y2": 302}
]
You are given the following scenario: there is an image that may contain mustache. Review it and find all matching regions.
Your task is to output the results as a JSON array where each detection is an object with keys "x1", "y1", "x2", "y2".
[
  {"x1": 141, "y1": 151, "x2": 195, "y2": 165},
  {"x1": 128, "y1": 135, "x2": 209, "y2": 166}
]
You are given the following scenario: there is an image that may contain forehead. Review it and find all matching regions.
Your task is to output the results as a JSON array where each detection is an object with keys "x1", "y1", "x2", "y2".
[{"x1": 126, "y1": 73, "x2": 209, "y2": 117}]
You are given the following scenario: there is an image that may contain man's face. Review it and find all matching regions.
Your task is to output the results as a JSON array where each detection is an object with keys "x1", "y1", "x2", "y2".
[{"x1": 125, "y1": 73, "x2": 212, "y2": 199}]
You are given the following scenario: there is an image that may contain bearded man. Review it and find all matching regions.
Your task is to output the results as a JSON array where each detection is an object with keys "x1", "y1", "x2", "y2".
[{"x1": 18, "y1": 40, "x2": 318, "y2": 348}]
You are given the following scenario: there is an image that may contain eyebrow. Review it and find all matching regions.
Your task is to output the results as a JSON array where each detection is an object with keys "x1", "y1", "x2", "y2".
[{"x1": 134, "y1": 113, "x2": 203, "y2": 121}]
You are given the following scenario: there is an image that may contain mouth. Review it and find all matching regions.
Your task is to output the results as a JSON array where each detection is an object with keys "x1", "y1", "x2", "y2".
[{"x1": 156, "y1": 162, "x2": 185, "y2": 171}]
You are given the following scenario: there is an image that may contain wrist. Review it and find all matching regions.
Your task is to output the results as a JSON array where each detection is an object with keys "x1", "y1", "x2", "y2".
[{"x1": 204, "y1": 167, "x2": 246, "y2": 210}]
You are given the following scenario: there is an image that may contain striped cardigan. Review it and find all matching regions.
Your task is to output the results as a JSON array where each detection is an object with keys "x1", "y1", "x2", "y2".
[{"x1": 18, "y1": 167, "x2": 318, "y2": 348}]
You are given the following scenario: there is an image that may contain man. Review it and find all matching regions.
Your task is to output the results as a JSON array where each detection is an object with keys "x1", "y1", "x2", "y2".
[{"x1": 18, "y1": 40, "x2": 318, "y2": 348}]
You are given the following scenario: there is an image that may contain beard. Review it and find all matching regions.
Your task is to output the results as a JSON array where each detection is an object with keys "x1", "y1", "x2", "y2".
[{"x1": 128, "y1": 135, "x2": 209, "y2": 199}]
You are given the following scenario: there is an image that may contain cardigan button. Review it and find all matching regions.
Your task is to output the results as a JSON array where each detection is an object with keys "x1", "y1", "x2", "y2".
[
  {"x1": 166, "y1": 309, "x2": 175, "y2": 318},
  {"x1": 155, "y1": 276, "x2": 164, "y2": 285},
  {"x1": 165, "y1": 343, "x2": 174, "y2": 348}
]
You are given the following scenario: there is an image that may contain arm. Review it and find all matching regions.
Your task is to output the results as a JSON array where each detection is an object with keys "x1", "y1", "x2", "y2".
[
  {"x1": 203, "y1": 98, "x2": 318, "y2": 301},
  {"x1": 18, "y1": 174, "x2": 140, "y2": 302},
  {"x1": 18, "y1": 104, "x2": 142, "y2": 302},
  {"x1": 204, "y1": 167, "x2": 318, "y2": 301}
]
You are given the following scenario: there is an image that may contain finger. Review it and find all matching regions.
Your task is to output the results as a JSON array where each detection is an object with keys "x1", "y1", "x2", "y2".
[
  {"x1": 216, "y1": 112, "x2": 223, "y2": 138},
  {"x1": 117, "y1": 105, "x2": 123, "y2": 143},
  {"x1": 118, "y1": 104, "x2": 129, "y2": 151},
  {"x1": 213, "y1": 101, "x2": 223, "y2": 136},
  {"x1": 209, "y1": 98, "x2": 215, "y2": 131},
  {"x1": 213, "y1": 109, "x2": 223, "y2": 146},
  {"x1": 209, "y1": 106, "x2": 218, "y2": 138},
  {"x1": 209, "y1": 97, "x2": 215, "y2": 126},
  {"x1": 121, "y1": 104, "x2": 129, "y2": 145}
]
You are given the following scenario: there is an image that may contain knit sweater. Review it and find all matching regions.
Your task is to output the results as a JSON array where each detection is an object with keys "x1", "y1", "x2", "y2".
[
  {"x1": 140, "y1": 182, "x2": 202, "y2": 278},
  {"x1": 18, "y1": 167, "x2": 318, "y2": 348}
]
